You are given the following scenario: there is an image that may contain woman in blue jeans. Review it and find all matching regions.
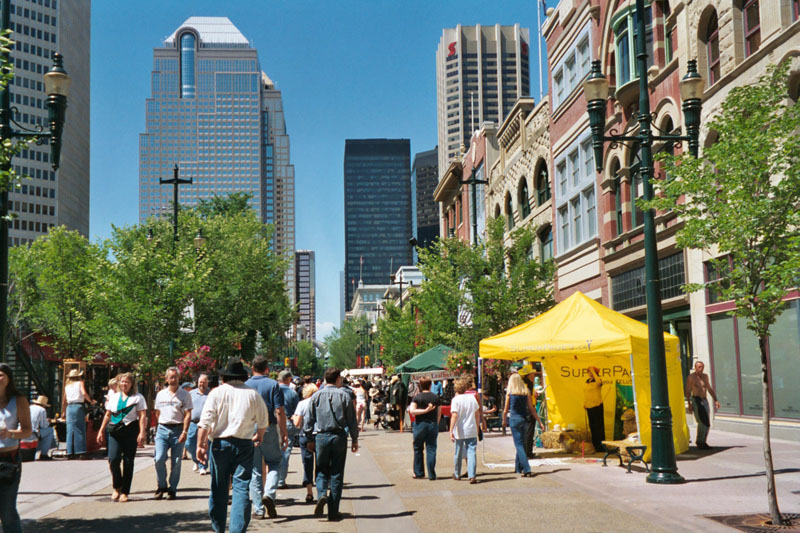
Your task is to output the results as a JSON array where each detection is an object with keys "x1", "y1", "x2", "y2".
[
  {"x1": 60, "y1": 369, "x2": 96, "y2": 459},
  {"x1": 0, "y1": 363, "x2": 33, "y2": 533},
  {"x1": 502, "y1": 373, "x2": 543, "y2": 477}
]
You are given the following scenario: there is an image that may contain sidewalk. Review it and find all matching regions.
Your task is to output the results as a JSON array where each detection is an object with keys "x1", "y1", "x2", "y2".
[{"x1": 21, "y1": 427, "x2": 800, "y2": 532}]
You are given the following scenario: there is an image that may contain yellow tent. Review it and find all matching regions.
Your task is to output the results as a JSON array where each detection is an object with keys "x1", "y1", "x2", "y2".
[{"x1": 480, "y1": 291, "x2": 689, "y2": 460}]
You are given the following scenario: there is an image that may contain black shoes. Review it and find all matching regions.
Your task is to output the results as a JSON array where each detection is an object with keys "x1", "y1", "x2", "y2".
[
  {"x1": 154, "y1": 488, "x2": 166, "y2": 500},
  {"x1": 314, "y1": 496, "x2": 327, "y2": 517},
  {"x1": 697, "y1": 443, "x2": 713, "y2": 450},
  {"x1": 328, "y1": 512, "x2": 343, "y2": 522},
  {"x1": 166, "y1": 491, "x2": 176, "y2": 500},
  {"x1": 262, "y1": 495, "x2": 277, "y2": 518}
]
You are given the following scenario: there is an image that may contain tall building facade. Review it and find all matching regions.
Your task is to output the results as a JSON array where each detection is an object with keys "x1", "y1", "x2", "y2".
[
  {"x1": 343, "y1": 139, "x2": 412, "y2": 311},
  {"x1": 138, "y1": 17, "x2": 295, "y2": 301},
  {"x1": 295, "y1": 250, "x2": 315, "y2": 341},
  {"x1": 435, "y1": 24, "x2": 531, "y2": 178},
  {"x1": 9, "y1": 0, "x2": 90, "y2": 244},
  {"x1": 411, "y1": 147, "x2": 439, "y2": 254}
]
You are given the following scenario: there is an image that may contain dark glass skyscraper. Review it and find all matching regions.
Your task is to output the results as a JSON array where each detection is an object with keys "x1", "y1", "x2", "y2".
[
  {"x1": 411, "y1": 147, "x2": 439, "y2": 254},
  {"x1": 344, "y1": 139, "x2": 412, "y2": 311}
]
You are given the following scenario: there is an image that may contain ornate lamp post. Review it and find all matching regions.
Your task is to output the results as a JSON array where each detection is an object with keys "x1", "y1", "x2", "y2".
[
  {"x1": 582, "y1": 0, "x2": 705, "y2": 485},
  {"x1": 0, "y1": 0, "x2": 70, "y2": 362}
]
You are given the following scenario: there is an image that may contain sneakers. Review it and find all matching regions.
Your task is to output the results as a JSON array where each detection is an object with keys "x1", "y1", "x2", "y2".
[
  {"x1": 262, "y1": 495, "x2": 277, "y2": 518},
  {"x1": 253, "y1": 510, "x2": 265, "y2": 519},
  {"x1": 192, "y1": 464, "x2": 199, "y2": 472},
  {"x1": 314, "y1": 495, "x2": 328, "y2": 517},
  {"x1": 154, "y1": 488, "x2": 166, "y2": 500},
  {"x1": 199, "y1": 467, "x2": 209, "y2": 475}
]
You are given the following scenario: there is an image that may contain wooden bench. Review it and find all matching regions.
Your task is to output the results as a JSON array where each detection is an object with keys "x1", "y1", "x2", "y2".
[{"x1": 601, "y1": 439, "x2": 649, "y2": 474}]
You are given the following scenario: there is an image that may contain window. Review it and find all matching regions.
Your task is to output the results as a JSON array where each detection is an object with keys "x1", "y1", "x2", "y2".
[
  {"x1": 663, "y1": 1, "x2": 675, "y2": 64},
  {"x1": 552, "y1": 24, "x2": 593, "y2": 108},
  {"x1": 539, "y1": 226, "x2": 553, "y2": 262},
  {"x1": 536, "y1": 163, "x2": 551, "y2": 206},
  {"x1": 505, "y1": 193, "x2": 514, "y2": 231},
  {"x1": 612, "y1": 160, "x2": 623, "y2": 236},
  {"x1": 557, "y1": 161, "x2": 567, "y2": 196},
  {"x1": 555, "y1": 131, "x2": 598, "y2": 252},
  {"x1": 629, "y1": 144, "x2": 645, "y2": 228},
  {"x1": 706, "y1": 11, "x2": 721, "y2": 85},
  {"x1": 794, "y1": 0, "x2": 800, "y2": 21},
  {"x1": 743, "y1": 0, "x2": 760, "y2": 57},
  {"x1": 518, "y1": 178, "x2": 531, "y2": 219},
  {"x1": 613, "y1": 4, "x2": 654, "y2": 86}
]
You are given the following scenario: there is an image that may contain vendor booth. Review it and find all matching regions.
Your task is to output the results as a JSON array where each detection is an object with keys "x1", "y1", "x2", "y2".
[
  {"x1": 396, "y1": 344, "x2": 457, "y2": 421},
  {"x1": 479, "y1": 292, "x2": 689, "y2": 460}
]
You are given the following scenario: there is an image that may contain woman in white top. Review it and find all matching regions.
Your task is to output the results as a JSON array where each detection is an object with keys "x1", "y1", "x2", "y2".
[
  {"x1": 60, "y1": 369, "x2": 96, "y2": 459},
  {"x1": 352, "y1": 380, "x2": 367, "y2": 431},
  {"x1": 0, "y1": 363, "x2": 31, "y2": 533},
  {"x1": 291, "y1": 383, "x2": 318, "y2": 503},
  {"x1": 97, "y1": 373, "x2": 147, "y2": 502},
  {"x1": 449, "y1": 376, "x2": 481, "y2": 484}
]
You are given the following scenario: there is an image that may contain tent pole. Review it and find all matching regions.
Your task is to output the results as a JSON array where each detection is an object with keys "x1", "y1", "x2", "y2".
[{"x1": 630, "y1": 353, "x2": 642, "y2": 442}]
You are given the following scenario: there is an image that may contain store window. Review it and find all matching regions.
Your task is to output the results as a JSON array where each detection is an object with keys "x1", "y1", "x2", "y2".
[{"x1": 613, "y1": 3, "x2": 654, "y2": 86}]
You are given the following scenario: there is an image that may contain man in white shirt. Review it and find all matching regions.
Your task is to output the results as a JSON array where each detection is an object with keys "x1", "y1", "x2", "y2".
[
  {"x1": 187, "y1": 373, "x2": 211, "y2": 474},
  {"x1": 153, "y1": 367, "x2": 193, "y2": 500},
  {"x1": 24, "y1": 396, "x2": 56, "y2": 460},
  {"x1": 198, "y1": 359, "x2": 268, "y2": 533}
]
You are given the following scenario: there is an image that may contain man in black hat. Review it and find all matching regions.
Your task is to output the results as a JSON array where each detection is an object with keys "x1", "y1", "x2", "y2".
[
  {"x1": 304, "y1": 367, "x2": 359, "y2": 521},
  {"x1": 197, "y1": 359, "x2": 268, "y2": 533}
]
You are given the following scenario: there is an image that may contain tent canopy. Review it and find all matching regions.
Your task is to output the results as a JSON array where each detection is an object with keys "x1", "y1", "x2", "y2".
[
  {"x1": 479, "y1": 292, "x2": 688, "y2": 459},
  {"x1": 395, "y1": 344, "x2": 453, "y2": 374}
]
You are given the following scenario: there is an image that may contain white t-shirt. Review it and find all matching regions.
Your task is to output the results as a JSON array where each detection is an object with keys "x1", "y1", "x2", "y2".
[
  {"x1": 155, "y1": 387, "x2": 193, "y2": 425},
  {"x1": 294, "y1": 397, "x2": 311, "y2": 420},
  {"x1": 198, "y1": 381, "x2": 268, "y2": 440},
  {"x1": 451, "y1": 393, "x2": 479, "y2": 440},
  {"x1": 106, "y1": 392, "x2": 147, "y2": 426},
  {"x1": 65, "y1": 382, "x2": 83, "y2": 403}
]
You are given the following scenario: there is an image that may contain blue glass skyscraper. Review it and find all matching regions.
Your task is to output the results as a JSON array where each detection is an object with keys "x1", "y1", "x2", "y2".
[{"x1": 139, "y1": 17, "x2": 296, "y2": 301}]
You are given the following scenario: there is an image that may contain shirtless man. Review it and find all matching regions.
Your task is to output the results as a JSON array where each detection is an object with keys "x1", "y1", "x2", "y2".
[{"x1": 685, "y1": 361, "x2": 720, "y2": 450}]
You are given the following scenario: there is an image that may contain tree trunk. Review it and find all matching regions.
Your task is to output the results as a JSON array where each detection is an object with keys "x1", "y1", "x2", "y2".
[{"x1": 759, "y1": 335, "x2": 783, "y2": 525}]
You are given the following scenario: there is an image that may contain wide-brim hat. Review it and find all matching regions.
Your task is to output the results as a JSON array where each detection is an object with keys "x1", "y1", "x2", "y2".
[
  {"x1": 219, "y1": 358, "x2": 248, "y2": 380},
  {"x1": 67, "y1": 369, "x2": 84, "y2": 379},
  {"x1": 33, "y1": 395, "x2": 50, "y2": 408}
]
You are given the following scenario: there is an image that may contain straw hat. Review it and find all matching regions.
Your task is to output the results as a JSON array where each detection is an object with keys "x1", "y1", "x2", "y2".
[
  {"x1": 67, "y1": 369, "x2": 84, "y2": 379},
  {"x1": 32, "y1": 395, "x2": 50, "y2": 408}
]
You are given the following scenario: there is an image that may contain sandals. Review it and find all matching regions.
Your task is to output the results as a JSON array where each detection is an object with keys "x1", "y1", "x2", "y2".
[
  {"x1": 119, "y1": 494, "x2": 129, "y2": 503},
  {"x1": 111, "y1": 490, "x2": 120, "y2": 501},
  {"x1": 469, "y1": 478, "x2": 477, "y2": 484},
  {"x1": 521, "y1": 472, "x2": 533, "y2": 478},
  {"x1": 305, "y1": 493, "x2": 314, "y2": 503}
]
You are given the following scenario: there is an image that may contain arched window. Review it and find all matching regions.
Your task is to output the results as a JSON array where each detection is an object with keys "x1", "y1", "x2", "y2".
[
  {"x1": 742, "y1": 0, "x2": 761, "y2": 57},
  {"x1": 611, "y1": 159, "x2": 623, "y2": 236},
  {"x1": 658, "y1": 117, "x2": 676, "y2": 180},
  {"x1": 539, "y1": 225, "x2": 553, "y2": 262},
  {"x1": 518, "y1": 178, "x2": 531, "y2": 219},
  {"x1": 536, "y1": 162, "x2": 551, "y2": 205},
  {"x1": 613, "y1": 4, "x2": 654, "y2": 86},
  {"x1": 505, "y1": 193, "x2": 514, "y2": 231},
  {"x1": 705, "y1": 11, "x2": 721, "y2": 85},
  {"x1": 180, "y1": 33, "x2": 196, "y2": 99},
  {"x1": 494, "y1": 204, "x2": 501, "y2": 219},
  {"x1": 629, "y1": 143, "x2": 644, "y2": 228},
  {"x1": 662, "y1": 1, "x2": 675, "y2": 65}
]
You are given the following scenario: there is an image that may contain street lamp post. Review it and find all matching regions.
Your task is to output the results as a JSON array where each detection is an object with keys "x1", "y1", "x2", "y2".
[
  {"x1": 0, "y1": 0, "x2": 70, "y2": 362},
  {"x1": 582, "y1": 0, "x2": 705, "y2": 485},
  {"x1": 160, "y1": 164, "x2": 193, "y2": 246},
  {"x1": 389, "y1": 271, "x2": 404, "y2": 309}
]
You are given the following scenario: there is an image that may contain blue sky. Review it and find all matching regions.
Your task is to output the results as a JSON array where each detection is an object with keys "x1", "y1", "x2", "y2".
[{"x1": 90, "y1": 0, "x2": 550, "y2": 340}]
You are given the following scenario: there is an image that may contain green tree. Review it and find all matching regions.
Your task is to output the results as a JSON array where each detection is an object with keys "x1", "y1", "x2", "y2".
[
  {"x1": 193, "y1": 192, "x2": 253, "y2": 219},
  {"x1": 325, "y1": 316, "x2": 369, "y2": 370},
  {"x1": 644, "y1": 62, "x2": 800, "y2": 526},
  {"x1": 9, "y1": 227, "x2": 107, "y2": 359},
  {"x1": 296, "y1": 340, "x2": 322, "y2": 377}
]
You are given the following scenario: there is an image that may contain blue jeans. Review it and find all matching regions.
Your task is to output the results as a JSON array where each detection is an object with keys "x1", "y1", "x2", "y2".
[
  {"x1": 185, "y1": 421, "x2": 206, "y2": 468},
  {"x1": 0, "y1": 455, "x2": 21, "y2": 533},
  {"x1": 453, "y1": 437, "x2": 477, "y2": 479},
  {"x1": 66, "y1": 404, "x2": 86, "y2": 455},
  {"x1": 298, "y1": 433, "x2": 315, "y2": 487},
  {"x1": 412, "y1": 419, "x2": 438, "y2": 479},
  {"x1": 509, "y1": 415, "x2": 530, "y2": 474},
  {"x1": 154, "y1": 425, "x2": 184, "y2": 492},
  {"x1": 209, "y1": 437, "x2": 253, "y2": 533},
  {"x1": 277, "y1": 422, "x2": 297, "y2": 486},
  {"x1": 36, "y1": 426, "x2": 57, "y2": 457},
  {"x1": 315, "y1": 431, "x2": 348, "y2": 518},
  {"x1": 249, "y1": 425, "x2": 281, "y2": 513}
]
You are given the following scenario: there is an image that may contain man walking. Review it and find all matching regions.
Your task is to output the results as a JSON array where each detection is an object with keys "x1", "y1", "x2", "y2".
[
  {"x1": 246, "y1": 357, "x2": 288, "y2": 518},
  {"x1": 277, "y1": 370, "x2": 299, "y2": 490},
  {"x1": 154, "y1": 367, "x2": 193, "y2": 499},
  {"x1": 304, "y1": 367, "x2": 359, "y2": 521},
  {"x1": 26, "y1": 395, "x2": 56, "y2": 460},
  {"x1": 187, "y1": 373, "x2": 211, "y2": 474},
  {"x1": 197, "y1": 359, "x2": 268, "y2": 533},
  {"x1": 408, "y1": 377, "x2": 440, "y2": 480},
  {"x1": 685, "y1": 361, "x2": 720, "y2": 450}
]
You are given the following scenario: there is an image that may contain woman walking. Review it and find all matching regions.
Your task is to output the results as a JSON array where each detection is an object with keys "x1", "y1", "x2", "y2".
[
  {"x1": 97, "y1": 373, "x2": 147, "y2": 502},
  {"x1": 353, "y1": 380, "x2": 367, "y2": 431},
  {"x1": 0, "y1": 363, "x2": 32, "y2": 533},
  {"x1": 291, "y1": 383, "x2": 318, "y2": 503},
  {"x1": 449, "y1": 377, "x2": 481, "y2": 484},
  {"x1": 502, "y1": 374, "x2": 542, "y2": 477},
  {"x1": 60, "y1": 369, "x2": 95, "y2": 459}
]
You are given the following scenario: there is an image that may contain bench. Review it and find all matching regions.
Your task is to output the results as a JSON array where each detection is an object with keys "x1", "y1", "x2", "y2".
[{"x1": 601, "y1": 439, "x2": 649, "y2": 474}]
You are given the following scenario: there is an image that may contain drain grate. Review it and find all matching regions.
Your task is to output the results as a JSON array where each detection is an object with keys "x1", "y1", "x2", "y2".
[{"x1": 705, "y1": 513, "x2": 800, "y2": 532}]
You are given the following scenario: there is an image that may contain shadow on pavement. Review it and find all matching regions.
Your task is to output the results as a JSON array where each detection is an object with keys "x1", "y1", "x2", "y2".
[
  {"x1": 676, "y1": 445, "x2": 744, "y2": 461},
  {"x1": 342, "y1": 483, "x2": 394, "y2": 489},
  {"x1": 341, "y1": 494, "x2": 379, "y2": 500},
  {"x1": 26, "y1": 512, "x2": 210, "y2": 532},
  {"x1": 686, "y1": 467, "x2": 800, "y2": 483}
]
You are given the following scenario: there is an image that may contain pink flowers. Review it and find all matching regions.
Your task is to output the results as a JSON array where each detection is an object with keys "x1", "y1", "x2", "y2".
[{"x1": 175, "y1": 345, "x2": 216, "y2": 379}]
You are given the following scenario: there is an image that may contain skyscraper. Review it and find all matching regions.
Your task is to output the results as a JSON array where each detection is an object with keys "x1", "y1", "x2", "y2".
[
  {"x1": 295, "y1": 250, "x2": 315, "y2": 341},
  {"x1": 436, "y1": 24, "x2": 530, "y2": 176},
  {"x1": 138, "y1": 17, "x2": 295, "y2": 301},
  {"x1": 411, "y1": 147, "x2": 439, "y2": 254},
  {"x1": 9, "y1": 0, "x2": 90, "y2": 245},
  {"x1": 343, "y1": 139, "x2": 412, "y2": 311}
]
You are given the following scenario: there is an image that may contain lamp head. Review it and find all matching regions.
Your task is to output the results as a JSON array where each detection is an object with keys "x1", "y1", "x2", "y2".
[
  {"x1": 679, "y1": 60, "x2": 705, "y2": 102},
  {"x1": 194, "y1": 228, "x2": 207, "y2": 250},
  {"x1": 583, "y1": 60, "x2": 609, "y2": 103},
  {"x1": 44, "y1": 53, "x2": 71, "y2": 97},
  {"x1": 146, "y1": 228, "x2": 154, "y2": 242}
]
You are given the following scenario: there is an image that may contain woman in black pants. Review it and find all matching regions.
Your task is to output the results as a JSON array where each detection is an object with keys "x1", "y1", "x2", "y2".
[
  {"x1": 292, "y1": 384, "x2": 318, "y2": 503},
  {"x1": 97, "y1": 373, "x2": 147, "y2": 502}
]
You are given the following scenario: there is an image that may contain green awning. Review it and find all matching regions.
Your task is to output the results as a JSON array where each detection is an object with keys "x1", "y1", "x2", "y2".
[{"x1": 395, "y1": 344, "x2": 454, "y2": 374}]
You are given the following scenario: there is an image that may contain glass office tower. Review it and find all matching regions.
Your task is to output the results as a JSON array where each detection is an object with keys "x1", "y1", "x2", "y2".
[
  {"x1": 343, "y1": 139, "x2": 412, "y2": 311},
  {"x1": 139, "y1": 17, "x2": 295, "y2": 302}
]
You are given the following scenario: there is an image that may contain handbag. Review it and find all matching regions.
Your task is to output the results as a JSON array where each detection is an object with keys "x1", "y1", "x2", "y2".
[
  {"x1": 106, "y1": 422, "x2": 126, "y2": 438},
  {"x1": 478, "y1": 428, "x2": 484, "y2": 442},
  {"x1": 0, "y1": 460, "x2": 20, "y2": 485}
]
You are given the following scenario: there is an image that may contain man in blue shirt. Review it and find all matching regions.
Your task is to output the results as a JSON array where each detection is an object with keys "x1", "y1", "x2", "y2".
[
  {"x1": 277, "y1": 370, "x2": 299, "y2": 490},
  {"x1": 186, "y1": 374, "x2": 211, "y2": 474},
  {"x1": 246, "y1": 357, "x2": 287, "y2": 519}
]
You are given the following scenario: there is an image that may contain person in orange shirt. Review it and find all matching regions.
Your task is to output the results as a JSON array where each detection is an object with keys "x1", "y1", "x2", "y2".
[{"x1": 583, "y1": 367, "x2": 604, "y2": 452}]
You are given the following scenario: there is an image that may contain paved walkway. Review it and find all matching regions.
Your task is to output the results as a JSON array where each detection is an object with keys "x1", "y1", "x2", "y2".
[{"x1": 20, "y1": 427, "x2": 800, "y2": 532}]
